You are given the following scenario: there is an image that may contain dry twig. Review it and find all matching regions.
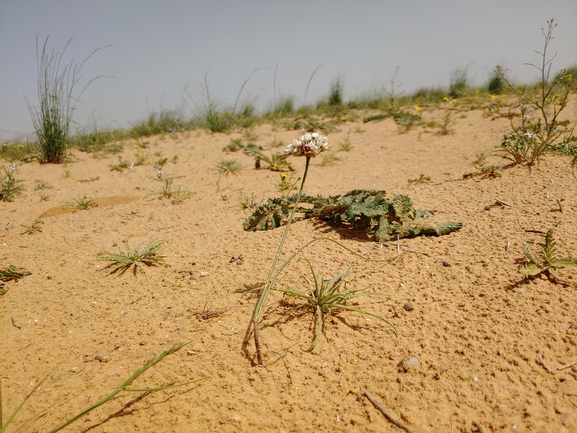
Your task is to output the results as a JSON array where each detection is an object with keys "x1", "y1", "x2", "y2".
[
  {"x1": 537, "y1": 353, "x2": 555, "y2": 374},
  {"x1": 363, "y1": 390, "x2": 415, "y2": 433}
]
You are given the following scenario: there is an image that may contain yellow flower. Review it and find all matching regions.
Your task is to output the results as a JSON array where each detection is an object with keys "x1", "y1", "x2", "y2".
[
  {"x1": 414, "y1": 105, "x2": 421, "y2": 111},
  {"x1": 490, "y1": 95, "x2": 496, "y2": 99},
  {"x1": 443, "y1": 97, "x2": 449, "y2": 102}
]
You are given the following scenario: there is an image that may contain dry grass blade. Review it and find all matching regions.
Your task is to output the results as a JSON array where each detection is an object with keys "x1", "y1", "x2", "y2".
[{"x1": 97, "y1": 239, "x2": 166, "y2": 275}]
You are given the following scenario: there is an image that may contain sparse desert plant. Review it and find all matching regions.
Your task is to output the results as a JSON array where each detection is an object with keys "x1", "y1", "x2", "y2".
[
  {"x1": 67, "y1": 196, "x2": 97, "y2": 210},
  {"x1": 0, "y1": 342, "x2": 207, "y2": 433},
  {"x1": 26, "y1": 36, "x2": 108, "y2": 164},
  {"x1": 276, "y1": 172, "x2": 301, "y2": 195},
  {"x1": 267, "y1": 138, "x2": 284, "y2": 149},
  {"x1": 38, "y1": 192, "x2": 50, "y2": 201},
  {"x1": 108, "y1": 156, "x2": 131, "y2": 172},
  {"x1": 320, "y1": 153, "x2": 342, "y2": 166},
  {"x1": 98, "y1": 240, "x2": 166, "y2": 275},
  {"x1": 434, "y1": 110, "x2": 456, "y2": 135},
  {"x1": 497, "y1": 19, "x2": 574, "y2": 165},
  {"x1": 338, "y1": 127, "x2": 353, "y2": 152},
  {"x1": 273, "y1": 260, "x2": 396, "y2": 352},
  {"x1": 0, "y1": 265, "x2": 31, "y2": 295},
  {"x1": 519, "y1": 229, "x2": 577, "y2": 284},
  {"x1": 61, "y1": 169, "x2": 70, "y2": 178},
  {"x1": 408, "y1": 174, "x2": 431, "y2": 184},
  {"x1": 33, "y1": 180, "x2": 51, "y2": 191},
  {"x1": 97, "y1": 239, "x2": 166, "y2": 275},
  {"x1": 148, "y1": 173, "x2": 192, "y2": 203},
  {"x1": 20, "y1": 219, "x2": 44, "y2": 235},
  {"x1": 216, "y1": 158, "x2": 243, "y2": 175},
  {"x1": 0, "y1": 166, "x2": 25, "y2": 202},
  {"x1": 239, "y1": 192, "x2": 258, "y2": 210},
  {"x1": 78, "y1": 176, "x2": 100, "y2": 183}
]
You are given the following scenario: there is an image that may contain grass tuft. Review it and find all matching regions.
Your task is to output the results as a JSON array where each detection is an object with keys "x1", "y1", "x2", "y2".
[
  {"x1": 97, "y1": 239, "x2": 166, "y2": 275},
  {"x1": 273, "y1": 260, "x2": 396, "y2": 352}
]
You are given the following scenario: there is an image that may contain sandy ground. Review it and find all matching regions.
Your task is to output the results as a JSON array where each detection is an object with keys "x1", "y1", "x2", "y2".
[{"x1": 1, "y1": 100, "x2": 576, "y2": 432}]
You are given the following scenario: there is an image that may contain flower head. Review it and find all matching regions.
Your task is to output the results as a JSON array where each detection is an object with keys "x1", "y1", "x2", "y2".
[{"x1": 284, "y1": 132, "x2": 328, "y2": 158}]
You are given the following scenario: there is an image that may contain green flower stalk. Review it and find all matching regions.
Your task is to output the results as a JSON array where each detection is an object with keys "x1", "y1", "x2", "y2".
[{"x1": 248, "y1": 132, "x2": 328, "y2": 365}]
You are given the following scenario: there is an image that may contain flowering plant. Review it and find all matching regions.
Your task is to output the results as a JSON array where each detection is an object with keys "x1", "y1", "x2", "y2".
[
  {"x1": 246, "y1": 132, "x2": 327, "y2": 364},
  {"x1": 284, "y1": 132, "x2": 328, "y2": 158}
]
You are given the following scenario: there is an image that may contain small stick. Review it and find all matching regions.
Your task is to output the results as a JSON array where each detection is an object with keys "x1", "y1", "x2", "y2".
[
  {"x1": 2, "y1": 221, "x2": 13, "y2": 231},
  {"x1": 525, "y1": 229, "x2": 546, "y2": 234},
  {"x1": 11, "y1": 316, "x2": 22, "y2": 329},
  {"x1": 558, "y1": 361, "x2": 575, "y2": 370},
  {"x1": 363, "y1": 390, "x2": 415, "y2": 433},
  {"x1": 472, "y1": 421, "x2": 485, "y2": 433},
  {"x1": 495, "y1": 198, "x2": 512, "y2": 207},
  {"x1": 556, "y1": 198, "x2": 563, "y2": 213},
  {"x1": 537, "y1": 353, "x2": 555, "y2": 374}
]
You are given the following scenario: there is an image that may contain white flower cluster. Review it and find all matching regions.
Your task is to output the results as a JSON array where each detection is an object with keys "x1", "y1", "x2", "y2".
[{"x1": 284, "y1": 132, "x2": 328, "y2": 157}]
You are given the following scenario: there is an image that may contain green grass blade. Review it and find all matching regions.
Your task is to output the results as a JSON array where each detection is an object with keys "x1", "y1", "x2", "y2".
[
  {"x1": 48, "y1": 342, "x2": 190, "y2": 433},
  {"x1": 0, "y1": 374, "x2": 50, "y2": 433}
]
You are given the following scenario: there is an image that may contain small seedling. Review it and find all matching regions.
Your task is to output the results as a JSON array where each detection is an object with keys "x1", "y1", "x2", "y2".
[
  {"x1": 216, "y1": 158, "x2": 243, "y2": 175},
  {"x1": 97, "y1": 239, "x2": 166, "y2": 275},
  {"x1": 273, "y1": 261, "x2": 396, "y2": 352},
  {"x1": 38, "y1": 192, "x2": 50, "y2": 201},
  {"x1": 0, "y1": 265, "x2": 31, "y2": 294},
  {"x1": 338, "y1": 127, "x2": 353, "y2": 152},
  {"x1": 0, "y1": 166, "x2": 25, "y2": 202},
  {"x1": 67, "y1": 196, "x2": 98, "y2": 210},
  {"x1": 33, "y1": 180, "x2": 52, "y2": 191},
  {"x1": 108, "y1": 156, "x2": 131, "y2": 172},
  {"x1": 133, "y1": 151, "x2": 148, "y2": 166},
  {"x1": 20, "y1": 219, "x2": 44, "y2": 234},
  {"x1": 267, "y1": 138, "x2": 284, "y2": 149},
  {"x1": 62, "y1": 170, "x2": 71, "y2": 178},
  {"x1": 320, "y1": 153, "x2": 342, "y2": 166},
  {"x1": 473, "y1": 151, "x2": 489, "y2": 168},
  {"x1": 519, "y1": 230, "x2": 577, "y2": 284}
]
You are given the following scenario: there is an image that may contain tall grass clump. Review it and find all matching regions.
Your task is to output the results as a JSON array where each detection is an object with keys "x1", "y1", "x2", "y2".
[
  {"x1": 328, "y1": 74, "x2": 345, "y2": 106},
  {"x1": 487, "y1": 68, "x2": 504, "y2": 94},
  {"x1": 449, "y1": 66, "x2": 470, "y2": 98},
  {"x1": 26, "y1": 36, "x2": 108, "y2": 164},
  {"x1": 129, "y1": 110, "x2": 186, "y2": 138},
  {"x1": 497, "y1": 19, "x2": 575, "y2": 165}
]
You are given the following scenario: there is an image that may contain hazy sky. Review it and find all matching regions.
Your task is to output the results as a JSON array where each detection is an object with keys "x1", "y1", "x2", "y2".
[{"x1": 1, "y1": 0, "x2": 576, "y2": 142}]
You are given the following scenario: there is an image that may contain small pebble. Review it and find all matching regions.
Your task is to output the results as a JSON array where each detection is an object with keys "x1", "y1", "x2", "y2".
[
  {"x1": 400, "y1": 356, "x2": 421, "y2": 371},
  {"x1": 442, "y1": 260, "x2": 451, "y2": 267},
  {"x1": 403, "y1": 302, "x2": 415, "y2": 312},
  {"x1": 569, "y1": 323, "x2": 577, "y2": 329}
]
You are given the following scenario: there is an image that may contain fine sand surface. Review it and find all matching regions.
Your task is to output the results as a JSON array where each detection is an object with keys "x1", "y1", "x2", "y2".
[{"x1": 2, "y1": 101, "x2": 576, "y2": 432}]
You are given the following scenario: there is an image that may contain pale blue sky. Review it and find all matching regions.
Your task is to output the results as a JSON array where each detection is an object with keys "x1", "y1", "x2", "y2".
[{"x1": 1, "y1": 0, "x2": 576, "y2": 142}]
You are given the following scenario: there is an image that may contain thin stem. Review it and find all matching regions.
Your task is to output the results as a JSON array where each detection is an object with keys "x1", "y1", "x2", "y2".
[{"x1": 251, "y1": 156, "x2": 311, "y2": 364}]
